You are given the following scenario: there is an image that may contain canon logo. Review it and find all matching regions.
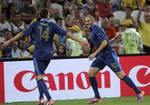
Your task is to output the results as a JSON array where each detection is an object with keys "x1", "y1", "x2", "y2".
[
  {"x1": 14, "y1": 70, "x2": 111, "y2": 92},
  {"x1": 129, "y1": 65, "x2": 150, "y2": 87}
]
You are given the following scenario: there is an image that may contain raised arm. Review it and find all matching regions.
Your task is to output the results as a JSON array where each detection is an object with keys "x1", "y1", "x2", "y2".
[
  {"x1": 1, "y1": 32, "x2": 24, "y2": 48},
  {"x1": 137, "y1": 0, "x2": 142, "y2": 26},
  {"x1": 66, "y1": 32, "x2": 82, "y2": 43}
]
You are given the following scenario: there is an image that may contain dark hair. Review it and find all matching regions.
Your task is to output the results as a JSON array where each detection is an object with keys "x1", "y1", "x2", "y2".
[
  {"x1": 21, "y1": 5, "x2": 36, "y2": 15},
  {"x1": 40, "y1": 8, "x2": 48, "y2": 18},
  {"x1": 126, "y1": 6, "x2": 133, "y2": 11},
  {"x1": 3, "y1": 29, "x2": 11, "y2": 33}
]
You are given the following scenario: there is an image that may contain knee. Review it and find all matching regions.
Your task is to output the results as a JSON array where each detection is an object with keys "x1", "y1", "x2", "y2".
[
  {"x1": 116, "y1": 71, "x2": 125, "y2": 79},
  {"x1": 36, "y1": 74, "x2": 44, "y2": 80},
  {"x1": 88, "y1": 67, "x2": 99, "y2": 77}
]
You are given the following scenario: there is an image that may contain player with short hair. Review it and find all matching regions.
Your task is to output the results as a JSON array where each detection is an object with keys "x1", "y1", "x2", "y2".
[
  {"x1": 84, "y1": 15, "x2": 144, "y2": 104},
  {"x1": 1, "y1": 8, "x2": 88, "y2": 105}
]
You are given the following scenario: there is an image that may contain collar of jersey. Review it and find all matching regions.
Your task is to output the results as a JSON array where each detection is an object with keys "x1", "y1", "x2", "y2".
[{"x1": 41, "y1": 18, "x2": 50, "y2": 22}]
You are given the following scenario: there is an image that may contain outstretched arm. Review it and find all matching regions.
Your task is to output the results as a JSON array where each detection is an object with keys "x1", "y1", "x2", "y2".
[
  {"x1": 1, "y1": 32, "x2": 24, "y2": 48},
  {"x1": 66, "y1": 32, "x2": 82, "y2": 43},
  {"x1": 66, "y1": 32, "x2": 90, "y2": 48}
]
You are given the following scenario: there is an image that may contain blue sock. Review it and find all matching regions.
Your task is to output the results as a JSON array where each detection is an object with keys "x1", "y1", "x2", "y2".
[
  {"x1": 38, "y1": 80, "x2": 51, "y2": 100},
  {"x1": 37, "y1": 80, "x2": 44, "y2": 99},
  {"x1": 89, "y1": 76, "x2": 100, "y2": 98},
  {"x1": 122, "y1": 75, "x2": 141, "y2": 94}
]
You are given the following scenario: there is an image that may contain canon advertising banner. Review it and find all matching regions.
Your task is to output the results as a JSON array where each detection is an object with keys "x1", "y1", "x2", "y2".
[{"x1": 0, "y1": 56, "x2": 150, "y2": 103}]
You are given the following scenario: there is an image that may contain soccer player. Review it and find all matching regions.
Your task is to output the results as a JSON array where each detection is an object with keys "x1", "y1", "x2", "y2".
[
  {"x1": 83, "y1": 15, "x2": 144, "y2": 104},
  {"x1": 1, "y1": 8, "x2": 88, "y2": 105}
]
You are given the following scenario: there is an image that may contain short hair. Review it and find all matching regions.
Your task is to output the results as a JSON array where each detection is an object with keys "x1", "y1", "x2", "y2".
[
  {"x1": 21, "y1": 5, "x2": 36, "y2": 15},
  {"x1": 85, "y1": 15, "x2": 95, "y2": 22},
  {"x1": 40, "y1": 8, "x2": 48, "y2": 18},
  {"x1": 3, "y1": 29, "x2": 11, "y2": 33}
]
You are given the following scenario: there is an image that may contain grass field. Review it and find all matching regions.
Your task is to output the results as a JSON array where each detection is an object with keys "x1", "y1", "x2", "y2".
[{"x1": 1, "y1": 96, "x2": 150, "y2": 105}]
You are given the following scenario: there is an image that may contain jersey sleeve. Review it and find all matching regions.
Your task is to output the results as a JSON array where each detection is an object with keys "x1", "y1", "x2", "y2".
[
  {"x1": 95, "y1": 28, "x2": 107, "y2": 42},
  {"x1": 23, "y1": 22, "x2": 36, "y2": 36},
  {"x1": 52, "y1": 22, "x2": 67, "y2": 36}
]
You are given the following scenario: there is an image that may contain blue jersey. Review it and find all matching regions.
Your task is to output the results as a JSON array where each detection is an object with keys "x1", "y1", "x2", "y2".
[
  {"x1": 90, "y1": 25, "x2": 122, "y2": 72},
  {"x1": 23, "y1": 19, "x2": 67, "y2": 60},
  {"x1": 89, "y1": 25, "x2": 112, "y2": 53}
]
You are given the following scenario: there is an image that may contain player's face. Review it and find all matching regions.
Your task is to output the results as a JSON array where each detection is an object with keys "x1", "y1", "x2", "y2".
[
  {"x1": 84, "y1": 17, "x2": 93, "y2": 29},
  {"x1": 21, "y1": 12, "x2": 33, "y2": 24}
]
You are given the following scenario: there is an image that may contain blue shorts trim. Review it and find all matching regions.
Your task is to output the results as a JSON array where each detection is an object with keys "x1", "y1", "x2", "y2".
[
  {"x1": 33, "y1": 58, "x2": 40, "y2": 75},
  {"x1": 33, "y1": 58, "x2": 51, "y2": 75}
]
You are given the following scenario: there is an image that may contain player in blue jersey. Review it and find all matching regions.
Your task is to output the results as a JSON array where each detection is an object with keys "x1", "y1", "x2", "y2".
[
  {"x1": 1, "y1": 8, "x2": 89, "y2": 105},
  {"x1": 83, "y1": 15, "x2": 144, "y2": 104}
]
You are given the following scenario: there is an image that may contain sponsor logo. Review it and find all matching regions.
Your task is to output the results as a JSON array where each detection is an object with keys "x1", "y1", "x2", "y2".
[
  {"x1": 120, "y1": 56, "x2": 150, "y2": 96},
  {"x1": 129, "y1": 65, "x2": 150, "y2": 87},
  {"x1": 14, "y1": 70, "x2": 111, "y2": 92}
]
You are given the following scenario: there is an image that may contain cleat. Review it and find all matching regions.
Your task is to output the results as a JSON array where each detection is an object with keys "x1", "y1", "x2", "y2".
[
  {"x1": 46, "y1": 99, "x2": 54, "y2": 105},
  {"x1": 136, "y1": 90, "x2": 144, "y2": 102},
  {"x1": 38, "y1": 98, "x2": 45, "y2": 105},
  {"x1": 88, "y1": 97, "x2": 102, "y2": 104}
]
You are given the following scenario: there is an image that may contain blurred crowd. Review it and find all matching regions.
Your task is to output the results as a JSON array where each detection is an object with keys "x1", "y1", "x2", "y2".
[{"x1": 0, "y1": 0, "x2": 150, "y2": 59}]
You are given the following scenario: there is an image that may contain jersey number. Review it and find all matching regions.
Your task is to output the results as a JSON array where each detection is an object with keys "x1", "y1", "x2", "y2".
[{"x1": 39, "y1": 26, "x2": 49, "y2": 42}]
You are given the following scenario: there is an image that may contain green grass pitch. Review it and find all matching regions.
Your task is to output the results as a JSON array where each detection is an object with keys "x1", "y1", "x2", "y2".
[{"x1": 0, "y1": 96, "x2": 150, "y2": 105}]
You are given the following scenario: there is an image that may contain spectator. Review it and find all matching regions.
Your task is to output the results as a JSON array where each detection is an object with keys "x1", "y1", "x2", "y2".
[
  {"x1": 93, "y1": 8, "x2": 102, "y2": 27},
  {"x1": 49, "y1": 5, "x2": 61, "y2": 20},
  {"x1": 1, "y1": 29, "x2": 12, "y2": 58},
  {"x1": 0, "y1": 13, "x2": 11, "y2": 36},
  {"x1": 54, "y1": 16, "x2": 66, "y2": 46},
  {"x1": 11, "y1": 41, "x2": 22, "y2": 58},
  {"x1": 56, "y1": 43, "x2": 66, "y2": 57},
  {"x1": 72, "y1": 18, "x2": 83, "y2": 29},
  {"x1": 1, "y1": 0, "x2": 13, "y2": 20},
  {"x1": 112, "y1": 0, "x2": 121, "y2": 11},
  {"x1": 120, "y1": 20, "x2": 143, "y2": 54},
  {"x1": 121, "y1": 0, "x2": 137, "y2": 10},
  {"x1": 9, "y1": 12, "x2": 22, "y2": 36},
  {"x1": 51, "y1": 2, "x2": 64, "y2": 17},
  {"x1": 66, "y1": 25, "x2": 84, "y2": 56},
  {"x1": 101, "y1": 18, "x2": 117, "y2": 40},
  {"x1": 34, "y1": 0, "x2": 51, "y2": 10},
  {"x1": 63, "y1": 1, "x2": 71, "y2": 17},
  {"x1": 19, "y1": 39, "x2": 31, "y2": 58},
  {"x1": 13, "y1": 0, "x2": 22, "y2": 13},
  {"x1": 122, "y1": 6, "x2": 136, "y2": 27},
  {"x1": 48, "y1": 7, "x2": 56, "y2": 23},
  {"x1": 64, "y1": 15, "x2": 73, "y2": 28},
  {"x1": 137, "y1": 3, "x2": 150, "y2": 54},
  {"x1": 96, "y1": 0, "x2": 113, "y2": 19}
]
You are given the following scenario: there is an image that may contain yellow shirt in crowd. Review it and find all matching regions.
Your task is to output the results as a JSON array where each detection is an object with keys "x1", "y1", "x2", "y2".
[{"x1": 139, "y1": 22, "x2": 150, "y2": 47}]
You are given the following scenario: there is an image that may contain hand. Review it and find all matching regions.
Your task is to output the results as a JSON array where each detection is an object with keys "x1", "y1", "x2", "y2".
[
  {"x1": 88, "y1": 52, "x2": 97, "y2": 61},
  {"x1": 1, "y1": 40, "x2": 11, "y2": 49}
]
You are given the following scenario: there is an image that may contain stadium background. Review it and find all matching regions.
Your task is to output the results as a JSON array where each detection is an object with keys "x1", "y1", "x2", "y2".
[{"x1": 0, "y1": 0, "x2": 150, "y2": 104}]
